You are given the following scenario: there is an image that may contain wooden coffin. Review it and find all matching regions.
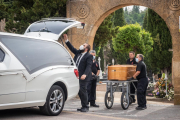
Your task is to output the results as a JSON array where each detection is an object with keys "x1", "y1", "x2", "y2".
[{"x1": 108, "y1": 65, "x2": 137, "y2": 81}]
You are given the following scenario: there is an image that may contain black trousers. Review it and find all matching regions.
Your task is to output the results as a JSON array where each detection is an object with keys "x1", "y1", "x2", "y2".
[
  {"x1": 130, "y1": 82, "x2": 138, "y2": 100},
  {"x1": 78, "y1": 80, "x2": 89, "y2": 108},
  {"x1": 87, "y1": 79, "x2": 97, "y2": 105},
  {"x1": 137, "y1": 77, "x2": 148, "y2": 107}
]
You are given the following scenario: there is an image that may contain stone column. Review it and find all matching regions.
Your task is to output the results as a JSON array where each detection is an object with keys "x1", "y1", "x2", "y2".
[
  {"x1": 166, "y1": 11, "x2": 180, "y2": 105},
  {"x1": 172, "y1": 37, "x2": 180, "y2": 105},
  {"x1": 172, "y1": 50, "x2": 180, "y2": 105}
]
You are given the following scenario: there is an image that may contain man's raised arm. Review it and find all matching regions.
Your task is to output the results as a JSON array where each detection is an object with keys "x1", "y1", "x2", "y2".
[{"x1": 63, "y1": 34, "x2": 78, "y2": 55}]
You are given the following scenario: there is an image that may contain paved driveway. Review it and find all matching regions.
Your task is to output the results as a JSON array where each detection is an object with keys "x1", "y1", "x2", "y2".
[{"x1": 0, "y1": 98, "x2": 180, "y2": 120}]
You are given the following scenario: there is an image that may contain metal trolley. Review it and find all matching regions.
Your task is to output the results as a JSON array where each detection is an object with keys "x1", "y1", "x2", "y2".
[{"x1": 101, "y1": 80, "x2": 138, "y2": 110}]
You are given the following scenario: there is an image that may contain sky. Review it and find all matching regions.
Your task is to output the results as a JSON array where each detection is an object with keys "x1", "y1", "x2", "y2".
[{"x1": 124, "y1": 5, "x2": 147, "y2": 11}]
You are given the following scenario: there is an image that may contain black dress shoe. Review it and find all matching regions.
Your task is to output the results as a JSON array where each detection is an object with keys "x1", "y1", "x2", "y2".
[
  {"x1": 90, "y1": 104, "x2": 99, "y2": 107},
  {"x1": 77, "y1": 108, "x2": 82, "y2": 111},
  {"x1": 81, "y1": 107, "x2": 89, "y2": 112},
  {"x1": 77, "y1": 107, "x2": 83, "y2": 112},
  {"x1": 136, "y1": 106, "x2": 146, "y2": 110}
]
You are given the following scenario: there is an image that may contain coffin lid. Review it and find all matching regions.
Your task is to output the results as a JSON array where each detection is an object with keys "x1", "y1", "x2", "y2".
[{"x1": 108, "y1": 65, "x2": 137, "y2": 67}]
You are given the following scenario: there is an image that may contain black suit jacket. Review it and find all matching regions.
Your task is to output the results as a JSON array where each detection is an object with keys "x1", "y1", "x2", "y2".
[{"x1": 66, "y1": 41, "x2": 93, "y2": 81}]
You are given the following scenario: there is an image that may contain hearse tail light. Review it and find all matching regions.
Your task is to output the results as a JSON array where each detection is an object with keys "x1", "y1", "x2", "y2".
[{"x1": 74, "y1": 69, "x2": 79, "y2": 79}]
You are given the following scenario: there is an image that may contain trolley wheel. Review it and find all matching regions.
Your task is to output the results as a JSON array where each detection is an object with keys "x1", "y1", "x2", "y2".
[
  {"x1": 129, "y1": 96, "x2": 133, "y2": 105},
  {"x1": 104, "y1": 91, "x2": 114, "y2": 109},
  {"x1": 121, "y1": 91, "x2": 130, "y2": 110}
]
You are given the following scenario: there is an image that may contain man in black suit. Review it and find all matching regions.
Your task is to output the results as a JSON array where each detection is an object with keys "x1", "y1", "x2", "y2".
[{"x1": 63, "y1": 34, "x2": 93, "y2": 112}]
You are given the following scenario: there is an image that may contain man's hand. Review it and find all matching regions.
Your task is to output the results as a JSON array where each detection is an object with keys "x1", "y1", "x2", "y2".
[
  {"x1": 81, "y1": 74, "x2": 87, "y2": 80},
  {"x1": 63, "y1": 34, "x2": 68, "y2": 41},
  {"x1": 133, "y1": 71, "x2": 140, "y2": 79},
  {"x1": 127, "y1": 77, "x2": 135, "y2": 81},
  {"x1": 92, "y1": 74, "x2": 98, "y2": 80}
]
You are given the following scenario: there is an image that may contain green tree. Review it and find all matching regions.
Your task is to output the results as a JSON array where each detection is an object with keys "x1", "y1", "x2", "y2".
[
  {"x1": 112, "y1": 24, "x2": 153, "y2": 55},
  {"x1": 125, "y1": 7, "x2": 128, "y2": 12},
  {"x1": 124, "y1": 6, "x2": 146, "y2": 26},
  {"x1": 143, "y1": 11, "x2": 148, "y2": 30},
  {"x1": 143, "y1": 8, "x2": 172, "y2": 74},
  {"x1": 104, "y1": 8, "x2": 128, "y2": 66},
  {"x1": 4, "y1": 0, "x2": 67, "y2": 34},
  {"x1": 106, "y1": 39, "x2": 129, "y2": 65},
  {"x1": 94, "y1": 13, "x2": 118, "y2": 70},
  {"x1": 132, "y1": 6, "x2": 140, "y2": 14},
  {"x1": 105, "y1": 8, "x2": 127, "y2": 66},
  {"x1": 113, "y1": 8, "x2": 126, "y2": 27},
  {"x1": 0, "y1": 1, "x2": 6, "y2": 20},
  {"x1": 94, "y1": 14, "x2": 118, "y2": 48},
  {"x1": 0, "y1": 0, "x2": 13, "y2": 20}
]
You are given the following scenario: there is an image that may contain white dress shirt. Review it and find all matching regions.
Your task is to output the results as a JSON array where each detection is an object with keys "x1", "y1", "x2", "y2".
[
  {"x1": 76, "y1": 52, "x2": 86, "y2": 68},
  {"x1": 65, "y1": 39, "x2": 69, "y2": 43}
]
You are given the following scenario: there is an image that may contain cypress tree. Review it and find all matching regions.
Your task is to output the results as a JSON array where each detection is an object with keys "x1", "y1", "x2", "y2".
[
  {"x1": 143, "y1": 11, "x2": 148, "y2": 30},
  {"x1": 113, "y1": 8, "x2": 126, "y2": 27},
  {"x1": 106, "y1": 8, "x2": 127, "y2": 65},
  {"x1": 143, "y1": 8, "x2": 172, "y2": 74},
  {"x1": 94, "y1": 13, "x2": 118, "y2": 71},
  {"x1": 125, "y1": 7, "x2": 128, "y2": 12},
  {"x1": 94, "y1": 14, "x2": 118, "y2": 48},
  {"x1": 124, "y1": 5, "x2": 145, "y2": 26}
]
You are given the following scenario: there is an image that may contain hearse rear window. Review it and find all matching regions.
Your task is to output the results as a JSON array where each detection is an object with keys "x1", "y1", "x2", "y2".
[
  {"x1": 0, "y1": 35, "x2": 73, "y2": 74},
  {"x1": 27, "y1": 20, "x2": 74, "y2": 35}
]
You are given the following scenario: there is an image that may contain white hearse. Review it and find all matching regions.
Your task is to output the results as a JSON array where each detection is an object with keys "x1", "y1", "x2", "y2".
[{"x1": 0, "y1": 18, "x2": 83, "y2": 116}]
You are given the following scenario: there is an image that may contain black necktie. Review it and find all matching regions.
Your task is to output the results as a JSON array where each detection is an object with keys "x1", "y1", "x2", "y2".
[{"x1": 76, "y1": 54, "x2": 82, "y2": 67}]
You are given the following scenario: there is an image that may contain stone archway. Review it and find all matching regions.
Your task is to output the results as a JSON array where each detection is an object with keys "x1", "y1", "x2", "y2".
[{"x1": 67, "y1": 0, "x2": 180, "y2": 105}]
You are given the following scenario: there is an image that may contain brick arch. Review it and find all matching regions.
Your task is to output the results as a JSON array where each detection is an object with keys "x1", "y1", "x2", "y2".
[{"x1": 67, "y1": 0, "x2": 180, "y2": 105}]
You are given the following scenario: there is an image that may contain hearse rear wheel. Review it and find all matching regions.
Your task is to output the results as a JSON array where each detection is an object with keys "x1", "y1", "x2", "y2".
[{"x1": 39, "y1": 85, "x2": 65, "y2": 116}]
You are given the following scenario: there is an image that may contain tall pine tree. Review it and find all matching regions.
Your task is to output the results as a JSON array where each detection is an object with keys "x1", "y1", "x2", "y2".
[
  {"x1": 113, "y1": 8, "x2": 126, "y2": 27},
  {"x1": 0, "y1": 0, "x2": 13, "y2": 20},
  {"x1": 3, "y1": 0, "x2": 67, "y2": 34},
  {"x1": 143, "y1": 8, "x2": 172, "y2": 74},
  {"x1": 143, "y1": 11, "x2": 148, "y2": 30},
  {"x1": 124, "y1": 6, "x2": 145, "y2": 26},
  {"x1": 94, "y1": 13, "x2": 118, "y2": 71},
  {"x1": 106, "y1": 8, "x2": 127, "y2": 65}
]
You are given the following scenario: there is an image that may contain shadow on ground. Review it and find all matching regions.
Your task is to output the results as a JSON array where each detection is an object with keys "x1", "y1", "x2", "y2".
[{"x1": 0, "y1": 108, "x2": 42, "y2": 119}]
